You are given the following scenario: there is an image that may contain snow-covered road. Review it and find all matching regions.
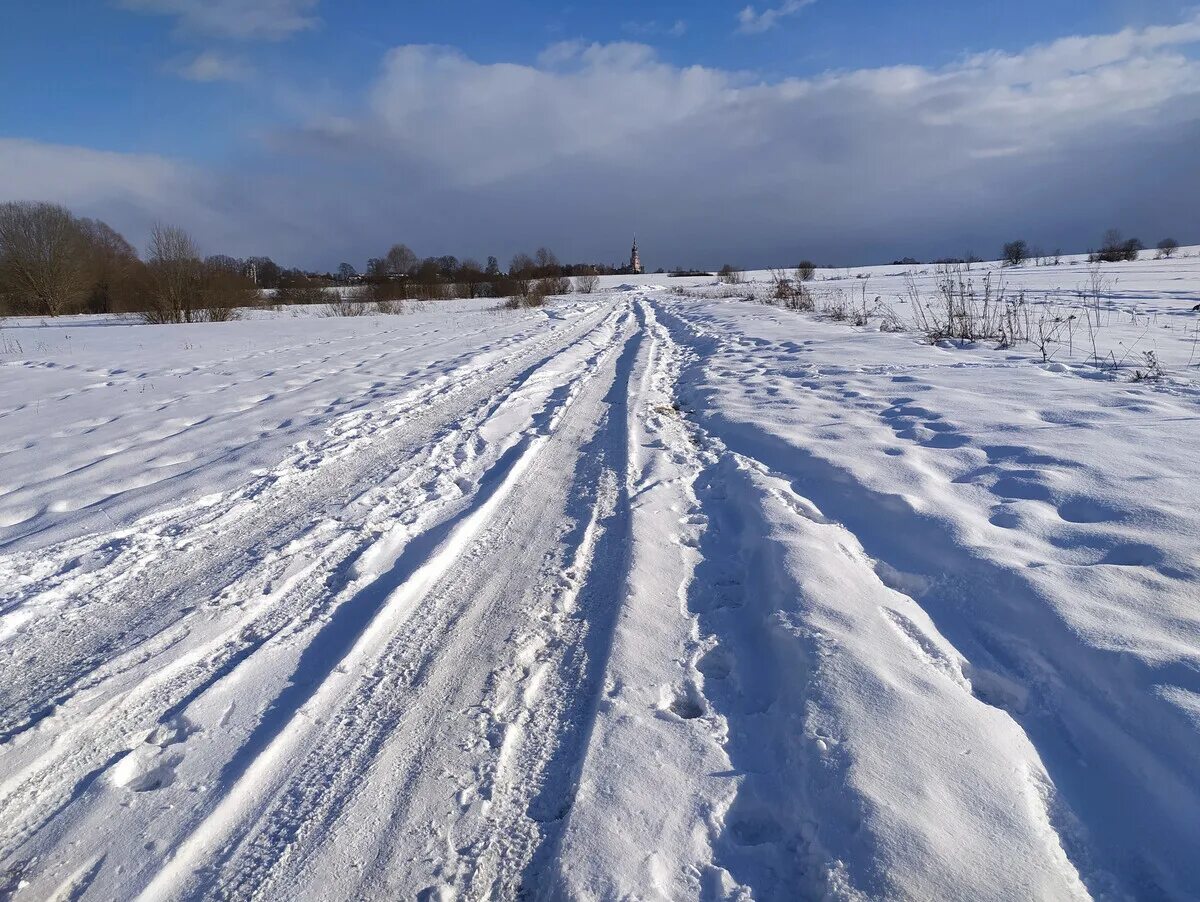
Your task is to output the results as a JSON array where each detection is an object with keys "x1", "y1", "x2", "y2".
[{"x1": 2, "y1": 284, "x2": 1198, "y2": 900}]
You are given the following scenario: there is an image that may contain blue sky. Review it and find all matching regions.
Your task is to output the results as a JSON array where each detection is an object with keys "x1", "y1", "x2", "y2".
[{"x1": 2, "y1": 1, "x2": 1199, "y2": 269}]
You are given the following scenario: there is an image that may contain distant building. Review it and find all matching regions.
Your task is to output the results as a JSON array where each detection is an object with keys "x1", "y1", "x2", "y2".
[{"x1": 630, "y1": 238, "x2": 643, "y2": 275}]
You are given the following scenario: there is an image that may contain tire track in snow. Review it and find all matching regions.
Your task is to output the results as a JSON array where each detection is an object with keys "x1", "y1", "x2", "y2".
[
  {"x1": 0, "y1": 302, "x2": 630, "y2": 897},
  {"x1": 534, "y1": 296, "x2": 748, "y2": 900},
  {"x1": 634, "y1": 295, "x2": 1091, "y2": 900},
  {"x1": 144, "y1": 300, "x2": 639, "y2": 901},
  {"x1": 0, "y1": 301, "x2": 615, "y2": 746},
  {"x1": 655, "y1": 293, "x2": 1200, "y2": 898}
]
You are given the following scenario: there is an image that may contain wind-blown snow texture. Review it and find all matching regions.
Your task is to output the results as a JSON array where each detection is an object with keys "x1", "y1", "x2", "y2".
[{"x1": 1, "y1": 255, "x2": 1198, "y2": 901}]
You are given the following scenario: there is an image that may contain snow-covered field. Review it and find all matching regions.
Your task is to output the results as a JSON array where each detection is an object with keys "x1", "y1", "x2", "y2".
[{"x1": 1, "y1": 254, "x2": 1198, "y2": 900}]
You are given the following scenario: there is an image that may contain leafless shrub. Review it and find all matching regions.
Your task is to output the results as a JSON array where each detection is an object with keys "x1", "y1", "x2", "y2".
[
  {"x1": 1080, "y1": 265, "x2": 1110, "y2": 312},
  {"x1": 533, "y1": 275, "x2": 570, "y2": 298},
  {"x1": 1131, "y1": 350, "x2": 1164, "y2": 382},
  {"x1": 366, "y1": 278, "x2": 408, "y2": 304},
  {"x1": 506, "y1": 270, "x2": 532, "y2": 299},
  {"x1": 499, "y1": 277, "x2": 563, "y2": 310},
  {"x1": 324, "y1": 296, "x2": 370, "y2": 317},
  {"x1": 199, "y1": 303, "x2": 241, "y2": 323},
  {"x1": 1030, "y1": 309, "x2": 1078, "y2": 362},
  {"x1": 413, "y1": 281, "x2": 451, "y2": 301},
  {"x1": 372, "y1": 299, "x2": 405, "y2": 315},
  {"x1": 795, "y1": 261, "x2": 816, "y2": 282},
  {"x1": 821, "y1": 279, "x2": 878, "y2": 326},
  {"x1": 1091, "y1": 229, "x2": 1143, "y2": 263},
  {"x1": 909, "y1": 265, "x2": 1024, "y2": 345},
  {"x1": 769, "y1": 268, "x2": 792, "y2": 300},
  {"x1": 0, "y1": 328, "x2": 20, "y2": 356},
  {"x1": 718, "y1": 264, "x2": 744, "y2": 284},
  {"x1": 877, "y1": 305, "x2": 906, "y2": 332},
  {"x1": 575, "y1": 270, "x2": 600, "y2": 293},
  {"x1": 275, "y1": 283, "x2": 331, "y2": 306},
  {"x1": 823, "y1": 289, "x2": 851, "y2": 321},
  {"x1": 770, "y1": 269, "x2": 815, "y2": 311}
]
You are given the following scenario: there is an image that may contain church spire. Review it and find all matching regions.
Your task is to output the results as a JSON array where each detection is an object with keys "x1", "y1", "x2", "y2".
[{"x1": 630, "y1": 236, "x2": 643, "y2": 275}]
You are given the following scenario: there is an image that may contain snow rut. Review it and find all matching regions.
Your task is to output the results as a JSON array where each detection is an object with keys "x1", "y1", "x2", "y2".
[
  {"x1": 171, "y1": 305, "x2": 638, "y2": 901},
  {"x1": 654, "y1": 295, "x2": 1200, "y2": 899},
  {"x1": 0, "y1": 303, "x2": 610, "y2": 742},
  {"x1": 0, "y1": 301, "x2": 635, "y2": 899},
  {"x1": 587, "y1": 297, "x2": 1091, "y2": 901}
]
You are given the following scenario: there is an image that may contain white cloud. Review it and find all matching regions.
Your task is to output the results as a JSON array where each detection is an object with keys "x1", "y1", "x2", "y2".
[
  {"x1": 0, "y1": 139, "x2": 184, "y2": 212},
  {"x1": 336, "y1": 17, "x2": 1200, "y2": 193},
  {"x1": 277, "y1": 15, "x2": 1200, "y2": 263},
  {"x1": 364, "y1": 42, "x2": 734, "y2": 186},
  {"x1": 9, "y1": 16, "x2": 1200, "y2": 268},
  {"x1": 171, "y1": 51, "x2": 252, "y2": 82},
  {"x1": 119, "y1": 0, "x2": 320, "y2": 40},
  {"x1": 0, "y1": 139, "x2": 297, "y2": 260},
  {"x1": 737, "y1": 0, "x2": 817, "y2": 34}
]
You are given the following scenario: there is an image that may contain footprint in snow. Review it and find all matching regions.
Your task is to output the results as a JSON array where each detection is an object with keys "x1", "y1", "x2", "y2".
[{"x1": 658, "y1": 683, "x2": 706, "y2": 721}]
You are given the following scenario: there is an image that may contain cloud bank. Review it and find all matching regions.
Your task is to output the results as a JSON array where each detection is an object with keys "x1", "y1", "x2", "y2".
[{"x1": 7, "y1": 16, "x2": 1199, "y2": 268}]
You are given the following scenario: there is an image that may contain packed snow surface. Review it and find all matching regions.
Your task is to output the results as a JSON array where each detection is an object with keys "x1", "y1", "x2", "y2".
[{"x1": 1, "y1": 255, "x2": 1198, "y2": 900}]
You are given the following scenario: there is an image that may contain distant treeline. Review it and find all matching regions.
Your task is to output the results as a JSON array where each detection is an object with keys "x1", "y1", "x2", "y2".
[
  {"x1": 0, "y1": 201, "x2": 637, "y2": 321},
  {"x1": 342, "y1": 244, "x2": 628, "y2": 304},
  {"x1": 893, "y1": 231, "x2": 1182, "y2": 269}
]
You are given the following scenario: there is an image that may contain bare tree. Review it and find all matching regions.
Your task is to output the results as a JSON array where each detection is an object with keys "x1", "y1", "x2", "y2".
[
  {"x1": 509, "y1": 252, "x2": 535, "y2": 277},
  {"x1": 1157, "y1": 238, "x2": 1180, "y2": 259},
  {"x1": 201, "y1": 254, "x2": 253, "y2": 319},
  {"x1": 144, "y1": 222, "x2": 203, "y2": 323},
  {"x1": 1002, "y1": 240, "x2": 1028, "y2": 267},
  {"x1": 77, "y1": 217, "x2": 138, "y2": 314},
  {"x1": 246, "y1": 256, "x2": 281, "y2": 288},
  {"x1": 385, "y1": 243, "x2": 417, "y2": 276},
  {"x1": 534, "y1": 246, "x2": 560, "y2": 277},
  {"x1": 508, "y1": 252, "x2": 536, "y2": 297},
  {"x1": 0, "y1": 201, "x2": 88, "y2": 316},
  {"x1": 456, "y1": 258, "x2": 487, "y2": 298}
]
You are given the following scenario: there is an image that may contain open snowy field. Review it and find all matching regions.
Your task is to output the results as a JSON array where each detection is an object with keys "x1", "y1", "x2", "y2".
[{"x1": 1, "y1": 254, "x2": 1199, "y2": 900}]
